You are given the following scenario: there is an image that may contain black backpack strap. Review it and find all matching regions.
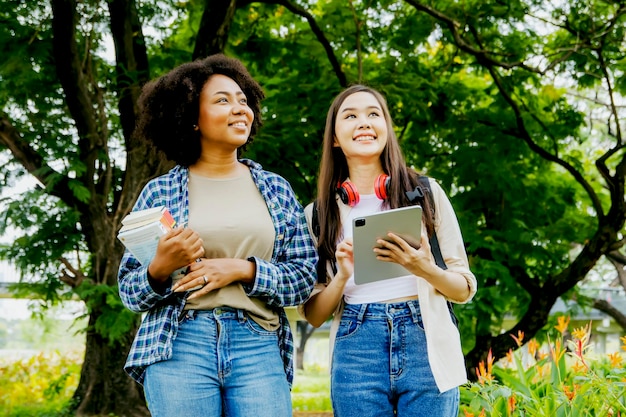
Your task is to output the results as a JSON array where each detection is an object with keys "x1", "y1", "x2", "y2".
[
  {"x1": 410, "y1": 176, "x2": 458, "y2": 327},
  {"x1": 414, "y1": 176, "x2": 446, "y2": 271}
]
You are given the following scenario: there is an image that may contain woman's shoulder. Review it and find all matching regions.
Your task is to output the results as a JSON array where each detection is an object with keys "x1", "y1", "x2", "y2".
[
  {"x1": 143, "y1": 165, "x2": 184, "y2": 185},
  {"x1": 243, "y1": 158, "x2": 291, "y2": 187}
]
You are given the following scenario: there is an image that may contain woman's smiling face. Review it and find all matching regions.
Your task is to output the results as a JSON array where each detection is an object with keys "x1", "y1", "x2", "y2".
[
  {"x1": 333, "y1": 91, "x2": 388, "y2": 161},
  {"x1": 197, "y1": 74, "x2": 254, "y2": 151}
]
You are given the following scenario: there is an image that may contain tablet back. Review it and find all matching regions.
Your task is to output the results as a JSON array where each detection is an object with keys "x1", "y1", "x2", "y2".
[{"x1": 352, "y1": 205, "x2": 422, "y2": 285}]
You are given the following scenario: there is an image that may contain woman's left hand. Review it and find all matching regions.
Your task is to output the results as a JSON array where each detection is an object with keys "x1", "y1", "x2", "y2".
[
  {"x1": 373, "y1": 231, "x2": 436, "y2": 278},
  {"x1": 171, "y1": 258, "x2": 255, "y2": 298}
]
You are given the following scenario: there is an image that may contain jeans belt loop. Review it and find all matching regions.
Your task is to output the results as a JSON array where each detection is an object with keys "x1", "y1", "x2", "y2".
[
  {"x1": 176, "y1": 294, "x2": 190, "y2": 323},
  {"x1": 407, "y1": 299, "x2": 420, "y2": 324},
  {"x1": 236, "y1": 308, "x2": 246, "y2": 322},
  {"x1": 356, "y1": 303, "x2": 368, "y2": 324}
]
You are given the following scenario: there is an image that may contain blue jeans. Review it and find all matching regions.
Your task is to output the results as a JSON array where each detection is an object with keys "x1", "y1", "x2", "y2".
[
  {"x1": 331, "y1": 300, "x2": 459, "y2": 417},
  {"x1": 143, "y1": 308, "x2": 292, "y2": 417}
]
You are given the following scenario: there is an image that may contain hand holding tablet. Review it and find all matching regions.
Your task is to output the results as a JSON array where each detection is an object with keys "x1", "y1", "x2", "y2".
[{"x1": 352, "y1": 205, "x2": 422, "y2": 285}]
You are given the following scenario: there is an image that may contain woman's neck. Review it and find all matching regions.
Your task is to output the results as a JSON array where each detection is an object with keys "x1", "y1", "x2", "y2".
[
  {"x1": 347, "y1": 163, "x2": 384, "y2": 195},
  {"x1": 190, "y1": 152, "x2": 246, "y2": 178}
]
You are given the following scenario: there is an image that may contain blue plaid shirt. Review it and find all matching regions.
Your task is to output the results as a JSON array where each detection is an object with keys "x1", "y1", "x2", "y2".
[{"x1": 118, "y1": 159, "x2": 317, "y2": 387}]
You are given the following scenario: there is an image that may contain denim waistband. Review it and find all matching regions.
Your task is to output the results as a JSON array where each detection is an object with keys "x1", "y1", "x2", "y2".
[
  {"x1": 180, "y1": 307, "x2": 245, "y2": 322},
  {"x1": 342, "y1": 299, "x2": 421, "y2": 323}
]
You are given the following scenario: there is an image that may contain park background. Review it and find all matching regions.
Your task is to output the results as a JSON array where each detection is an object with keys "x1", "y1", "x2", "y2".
[{"x1": 1, "y1": 0, "x2": 625, "y2": 416}]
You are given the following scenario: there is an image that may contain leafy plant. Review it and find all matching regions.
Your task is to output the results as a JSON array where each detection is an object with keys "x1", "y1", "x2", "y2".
[
  {"x1": 461, "y1": 316, "x2": 626, "y2": 416},
  {"x1": 0, "y1": 351, "x2": 81, "y2": 417}
]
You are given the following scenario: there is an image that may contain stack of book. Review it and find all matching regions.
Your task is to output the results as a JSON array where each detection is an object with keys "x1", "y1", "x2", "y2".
[{"x1": 117, "y1": 206, "x2": 176, "y2": 265}]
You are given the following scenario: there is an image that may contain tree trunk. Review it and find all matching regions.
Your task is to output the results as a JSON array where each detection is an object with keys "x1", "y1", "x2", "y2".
[
  {"x1": 72, "y1": 311, "x2": 148, "y2": 417},
  {"x1": 296, "y1": 320, "x2": 316, "y2": 370},
  {"x1": 193, "y1": 0, "x2": 238, "y2": 59}
]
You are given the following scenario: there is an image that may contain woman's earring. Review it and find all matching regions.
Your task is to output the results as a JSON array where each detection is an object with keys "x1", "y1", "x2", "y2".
[{"x1": 193, "y1": 124, "x2": 199, "y2": 131}]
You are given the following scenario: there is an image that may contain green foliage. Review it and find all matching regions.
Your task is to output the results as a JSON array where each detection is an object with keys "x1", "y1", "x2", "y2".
[
  {"x1": 0, "y1": 351, "x2": 332, "y2": 415},
  {"x1": 0, "y1": 351, "x2": 81, "y2": 417},
  {"x1": 1, "y1": 0, "x2": 625, "y2": 412},
  {"x1": 75, "y1": 282, "x2": 138, "y2": 344},
  {"x1": 291, "y1": 369, "x2": 333, "y2": 412},
  {"x1": 462, "y1": 322, "x2": 626, "y2": 416}
]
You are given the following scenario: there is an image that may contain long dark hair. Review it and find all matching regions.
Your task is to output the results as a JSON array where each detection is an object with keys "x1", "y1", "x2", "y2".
[{"x1": 315, "y1": 85, "x2": 434, "y2": 276}]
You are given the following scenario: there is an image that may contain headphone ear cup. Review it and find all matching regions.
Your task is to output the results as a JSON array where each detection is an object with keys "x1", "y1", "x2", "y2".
[
  {"x1": 374, "y1": 174, "x2": 390, "y2": 200},
  {"x1": 338, "y1": 181, "x2": 360, "y2": 207}
]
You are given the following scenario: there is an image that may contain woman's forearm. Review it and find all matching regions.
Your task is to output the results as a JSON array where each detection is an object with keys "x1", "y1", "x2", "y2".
[{"x1": 303, "y1": 273, "x2": 349, "y2": 327}]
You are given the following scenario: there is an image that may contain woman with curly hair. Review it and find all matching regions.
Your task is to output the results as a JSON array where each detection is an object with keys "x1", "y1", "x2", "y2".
[{"x1": 117, "y1": 54, "x2": 317, "y2": 417}]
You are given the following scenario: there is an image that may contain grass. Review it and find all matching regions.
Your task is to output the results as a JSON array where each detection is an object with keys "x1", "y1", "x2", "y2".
[
  {"x1": 0, "y1": 351, "x2": 333, "y2": 416},
  {"x1": 291, "y1": 367, "x2": 332, "y2": 412}
]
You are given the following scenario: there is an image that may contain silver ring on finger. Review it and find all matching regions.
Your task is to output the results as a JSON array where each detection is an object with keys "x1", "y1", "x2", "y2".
[{"x1": 202, "y1": 275, "x2": 208, "y2": 285}]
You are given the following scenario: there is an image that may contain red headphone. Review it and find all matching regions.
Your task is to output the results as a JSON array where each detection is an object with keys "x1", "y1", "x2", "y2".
[{"x1": 337, "y1": 174, "x2": 390, "y2": 207}]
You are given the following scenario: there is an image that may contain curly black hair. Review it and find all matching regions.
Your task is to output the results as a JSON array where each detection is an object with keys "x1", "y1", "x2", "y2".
[{"x1": 133, "y1": 54, "x2": 265, "y2": 166}]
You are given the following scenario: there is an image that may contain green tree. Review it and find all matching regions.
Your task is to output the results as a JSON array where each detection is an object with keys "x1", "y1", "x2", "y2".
[
  {"x1": 1, "y1": 0, "x2": 167, "y2": 414},
  {"x1": 1, "y1": 1, "x2": 624, "y2": 415},
  {"x1": 399, "y1": 0, "x2": 626, "y2": 367},
  {"x1": 227, "y1": 0, "x2": 626, "y2": 371}
]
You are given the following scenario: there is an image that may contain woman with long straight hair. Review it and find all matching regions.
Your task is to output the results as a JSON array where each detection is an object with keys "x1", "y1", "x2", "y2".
[{"x1": 300, "y1": 85, "x2": 477, "y2": 417}]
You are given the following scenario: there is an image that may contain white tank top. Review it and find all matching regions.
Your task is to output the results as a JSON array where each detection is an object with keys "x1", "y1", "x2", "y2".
[{"x1": 341, "y1": 194, "x2": 419, "y2": 304}]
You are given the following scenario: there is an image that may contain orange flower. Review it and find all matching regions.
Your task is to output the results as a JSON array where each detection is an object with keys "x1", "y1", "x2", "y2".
[
  {"x1": 571, "y1": 322, "x2": 591, "y2": 342},
  {"x1": 511, "y1": 330, "x2": 525, "y2": 347},
  {"x1": 621, "y1": 335, "x2": 626, "y2": 352},
  {"x1": 506, "y1": 348, "x2": 514, "y2": 364},
  {"x1": 569, "y1": 322, "x2": 592, "y2": 367},
  {"x1": 475, "y1": 349, "x2": 495, "y2": 385},
  {"x1": 608, "y1": 352, "x2": 622, "y2": 368},
  {"x1": 555, "y1": 315, "x2": 570, "y2": 334},
  {"x1": 571, "y1": 360, "x2": 587, "y2": 373},
  {"x1": 508, "y1": 394, "x2": 516, "y2": 413},
  {"x1": 528, "y1": 339, "x2": 539, "y2": 358},
  {"x1": 550, "y1": 337, "x2": 566, "y2": 363},
  {"x1": 563, "y1": 384, "x2": 579, "y2": 401},
  {"x1": 534, "y1": 363, "x2": 547, "y2": 380}
]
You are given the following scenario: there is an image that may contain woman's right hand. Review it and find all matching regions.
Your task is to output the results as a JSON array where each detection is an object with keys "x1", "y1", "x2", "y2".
[
  {"x1": 303, "y1": 237, "x2": 354, "y2": 327},
  {"x1": 147, "y1": 227, "x2": 205, "y2": 282},
  {"x1": 335, "y1": 237, "x2": 354, "y2": 282}
]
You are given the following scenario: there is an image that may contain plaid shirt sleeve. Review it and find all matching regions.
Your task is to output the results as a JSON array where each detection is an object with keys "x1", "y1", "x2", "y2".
[
  {"x1": 118, "y1": 170, "x2": 184, "y2": 312},
  {"x1": 244, "y1": 166, "x2": 318, "y2": 307}
]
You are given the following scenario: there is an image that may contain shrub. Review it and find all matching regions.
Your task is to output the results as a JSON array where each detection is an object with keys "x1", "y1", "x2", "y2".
[
  {"x1": 0, "y1": 350, "x2": 81, "y2": 417},
  {"x1": 461, "y1": 317, "x2": 626, "y2": 416}
]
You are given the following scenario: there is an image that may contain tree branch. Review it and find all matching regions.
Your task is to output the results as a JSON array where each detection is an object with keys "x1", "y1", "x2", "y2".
[
  {"x1": 0, "y1": 115, "x2": 55, "y2": 183},
  {"x1": 0, "y1": 114, "x2": 79, "y2": 206},
  {"x1": 194, "y1": 0, "x2": 238, "y2": 59},
  {"x1": 250, "y1": 0, "x2": 348, "y2": 87},
  {"x1": 404, "y1": 0, "x2": 541, "y2": 72},
  {"x1": 50, "y1": 0, "x2": 101, "y2": 147},
  {"x1": 347, "y1": 0, "x2": 363, "y2": 83},
  {"x1": 592, "y1": 297, "x2": 626, "y2": 331},
  {"x1": 49, "y1": 0, "x2": 102, "y2": 213},
  {"x1": 107, "y1": 0, "x2": 160, "y2": 228},
  {"x1": 606, "y1": 250, "x2": 626, "y2": 290},
  {"x1": 59, "y1": 256, "x2": 85, "y2": 288}
]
